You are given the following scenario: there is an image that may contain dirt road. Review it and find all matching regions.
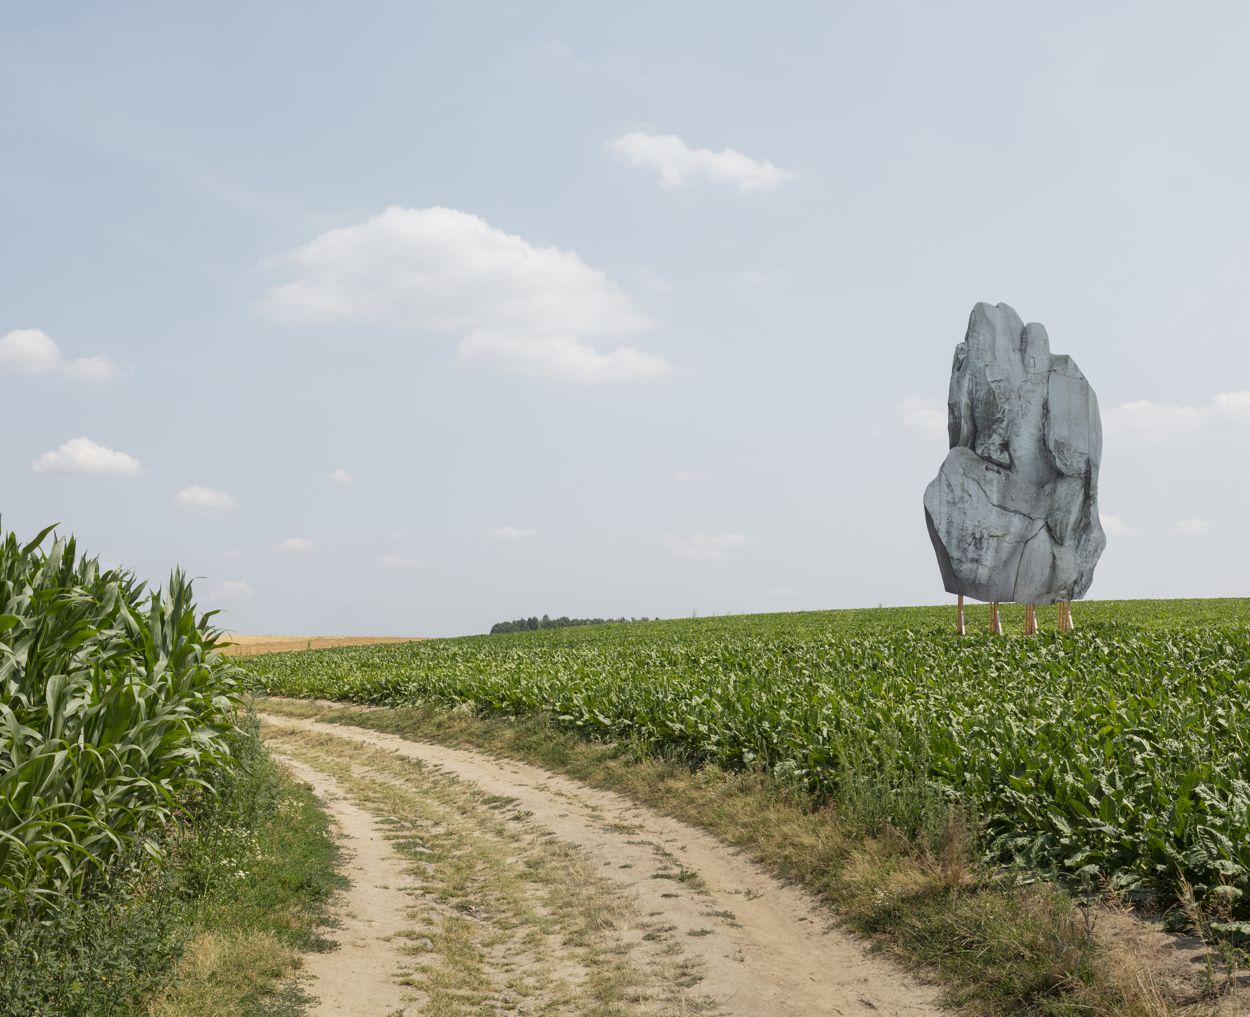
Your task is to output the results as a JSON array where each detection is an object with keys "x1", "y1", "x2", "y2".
[{"x1": 261, "y1": 709, "x2": 945, "y2": 1016}]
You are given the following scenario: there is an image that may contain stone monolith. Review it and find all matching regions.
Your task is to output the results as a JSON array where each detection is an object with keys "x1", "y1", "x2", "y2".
[{"x1": 923, "y1": 302, "x2": 1105, "y2": 604}]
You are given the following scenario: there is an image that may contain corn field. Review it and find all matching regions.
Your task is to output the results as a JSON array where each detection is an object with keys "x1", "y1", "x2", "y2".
[
  {"x1": 0, "y1": 524, "x2": 241, "y2": 919},
  {"x1": 244, "y1": 600, "x2": 1250, "y2": 932}
]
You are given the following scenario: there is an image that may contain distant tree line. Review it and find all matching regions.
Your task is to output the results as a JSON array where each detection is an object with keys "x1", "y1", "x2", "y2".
[{"x1": 489, "y1": 614, "x2": 651, "y2": 635}]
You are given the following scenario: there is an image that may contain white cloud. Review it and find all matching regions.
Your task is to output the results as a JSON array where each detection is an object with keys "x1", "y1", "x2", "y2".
[
  {"x1": 490, "y1": 526, "x2": 537, "y2": 541},
  {"x1": 175, "y1": 485, "x2": 237, "y2": 511},
  {"x1": 1174, "y1": 518, "x2": 1211, "y2": 536},
  {"x1": 31, "y1": 437, "x2": 144, "y2": 477},
  {"x1": 742, "y1": 269, "x2": 785, "y2": 287},
  {"x1": 675, "y1": 468, "x2": 706, "y2": 483},
  {"x1": 278, "y1": 537, "x2": 313, "y2": 552},
  {"x1": 1, "y1": 329, "x2": 60, "y2": 372},
  {"x1": 636, "y1": 268, "x2": 672, "y2": 295},
  {"x1": 1213, "y1": 390, "x2": 1250, "y2": 425},
  {"x1": 0, "y1": 329, "x2": 122, "y2": 381},
  {"x1": 901, "y1": 395, "x2": 948, "y2": 437},
  {"x1": 1105, "y1": 391, "x2": 1250, "y2": 441},
  {"x1": 378, "y1": 554, "x2": 421, "y2": 569},
  {"x1": 458, "y1": 330, "x2": 668, "y2": 384},
  {"x1": 608, "y1": 131, "x2": 792, "y2": 192},
  {"x1": 1099, "y1": 514, "x2": 1136, "y2": 538},
  {"x1": 328, "y1": 468, "x2": 352, "y2": 484},
  {"x1": 265, "y1": 206, "x2": 668, "y2": 385},
  {"x1": 667, "y1": 532, "x2": 748, "y2": 563},
  {"x1": 63, "y1": 356, "x2": 122, "y2": 382},
  {"x1": 212, "y1": 579, "x2": 253, "y2": 600}
]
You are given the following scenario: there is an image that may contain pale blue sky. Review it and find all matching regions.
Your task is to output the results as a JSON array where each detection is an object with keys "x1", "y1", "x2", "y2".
[{"x1": 3, "y1": 3, "x2": 1248, "y2": 635}]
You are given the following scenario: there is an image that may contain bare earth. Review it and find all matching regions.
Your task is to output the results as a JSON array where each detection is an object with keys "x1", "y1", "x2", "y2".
[
  {"x1": 272, "y1": 753, "x2": 423, "y2": 1016},
  {"x1": 260, "y1": 709, "x2": 944, "y2": 1017},
  {"x1": 220, "y1": 635, "x2": 421, "y2": 657}
]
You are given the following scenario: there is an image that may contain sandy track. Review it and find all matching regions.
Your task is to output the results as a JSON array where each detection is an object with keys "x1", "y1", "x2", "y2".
[
  {"x1": 272, "y1": 753, "x2": 422, "y2": 1016},
  {"x1": 260, "y1": 711, "x2": 944, "y2": 1017}
]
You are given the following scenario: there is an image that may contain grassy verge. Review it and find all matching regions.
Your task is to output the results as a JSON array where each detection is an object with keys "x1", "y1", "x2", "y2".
[
  {"x1": 0, "y1": 717, "x2": 343, "y2": 1017},
  {"x1": 257, "y1": 696, "x2": 1245, "y2": 1017}
]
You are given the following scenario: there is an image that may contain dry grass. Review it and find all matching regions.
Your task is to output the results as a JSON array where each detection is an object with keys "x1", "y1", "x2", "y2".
[
  {"x1": 144, "y1": 932, "x2": 298, "y2": 1017},
  {"x1": 219, "y1": 635, "x2": 423, "y2": 658}
]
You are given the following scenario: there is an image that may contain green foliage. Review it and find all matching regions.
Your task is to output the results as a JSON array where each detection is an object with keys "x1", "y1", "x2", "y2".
[
  {"x1": 244, "y1": 598, "x2": 1250, "y2": 921},
  {"x1": 0, "y1": 720, "x2": 342, "y2": 1017},
  {"x1": 0, "y1": 523, "x2": 242, "y2": 919}
]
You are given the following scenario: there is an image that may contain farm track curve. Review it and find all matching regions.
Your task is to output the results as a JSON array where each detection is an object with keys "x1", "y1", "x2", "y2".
[{"x1": 259, "y1": 710, "x2": 944, "y2": 1017}]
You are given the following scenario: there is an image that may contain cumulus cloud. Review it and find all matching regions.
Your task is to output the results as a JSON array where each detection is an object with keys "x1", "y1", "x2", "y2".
[
  {"x1": 264, "y1": 206, "x2": 668, "y2": 385},
  {"x1": 1099, "y1": 514, "x2": 1137, "y2": 538},
  {"x1": 490, "y1": 526, "x2": 537, "y2": 541},
  {"x1": 457, "y1": 330, "x2": 667, "y2": 384},
  {"x1": 636, "y1": 268, "x2": 672, "y2": 295},
  {"x1": 1174, "y1": 518, "x2": 1211, "y2": 536},
  {"x1": 31, "y1": 437, "x2": 144, "y2": 477},
  {"x1": 278, "y1": 537, "x2": 313, "y2": 552},
  {"x1": 901, "y1": 395, "x2": 948, "y2": 437},
  {"x1": 175, "y1": 485, "x2": 237, "y2": 511},
  {"x1": 742, "y1": 269, "x2": 785, "y2": 287},
  {"x1": 213, "y1": 579, "x2": 253, "y2": 600},
  {"x1": 608, "y1": 131, "x2": 792, "y2": 192},
  {"x1": 0, "y1": 329, "x2": 122, "y2": 381},
  {"x1": 63, "y1": 356, "x2": 122, "y2": 382},
  {"x1": 1105, "y1": 391, "x2": 1250, "y2": 441},
  {"x1": 328, "y1": 468, "x2": 352, "y2": 484},
  {"x1": 667, "y1": 532, "x2": 747, "y2": 563},
  {"x1": 378, "y1": 554, "x2": 421, "y2": 568}
]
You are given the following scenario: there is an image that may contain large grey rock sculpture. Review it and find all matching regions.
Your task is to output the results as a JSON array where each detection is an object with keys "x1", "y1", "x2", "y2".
[{"x1": 923, "y1": 302, "x2": 1105, "y2": 604}]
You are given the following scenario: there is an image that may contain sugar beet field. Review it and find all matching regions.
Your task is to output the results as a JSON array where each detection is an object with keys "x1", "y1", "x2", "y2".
[{"x1": 245, "y1": 599, "x2": 1250, "y2": 931}]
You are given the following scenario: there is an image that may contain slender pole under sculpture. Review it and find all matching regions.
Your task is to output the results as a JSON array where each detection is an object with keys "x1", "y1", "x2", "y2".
[
  {"x1": 989, "y1": 601, "x2": 1002, "y2": 635},
  {"x1": 956, "y1": 594, "x2": 965, "y2": 635},
  {"x1": 1024, "y1": 604, "x2": 1037, "y2": 635}
]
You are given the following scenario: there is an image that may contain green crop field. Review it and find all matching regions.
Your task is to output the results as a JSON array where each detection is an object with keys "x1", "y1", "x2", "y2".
[
  {"x1": 0, "y1": 525, "x2": 241, "y2": 920},
  {"x1": 244, "y1": 597, "x2": 1250, "y2": 932},
  {"x1": 0, "y1": 524, "x2": 352, "y2": 1016}
]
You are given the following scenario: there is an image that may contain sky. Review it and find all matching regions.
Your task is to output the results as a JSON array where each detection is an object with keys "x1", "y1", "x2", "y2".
[{"x1": 3, "y1": 2, "x2": 1249, "y2": 636}]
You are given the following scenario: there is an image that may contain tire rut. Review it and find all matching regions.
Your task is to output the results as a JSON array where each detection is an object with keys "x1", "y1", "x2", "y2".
[{"x1": 271, "y1": 752, "x2": 422, "y2": 1016}]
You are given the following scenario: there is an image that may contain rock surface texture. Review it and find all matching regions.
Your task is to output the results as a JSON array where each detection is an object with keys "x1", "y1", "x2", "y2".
[{"x1": 924, "y1": 302, "x2": 1105, "y2": 604}]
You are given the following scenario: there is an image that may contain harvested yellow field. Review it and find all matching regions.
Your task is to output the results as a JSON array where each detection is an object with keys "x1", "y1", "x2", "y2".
[{"x1": 220, "y1": 635, "x2": 423, "y2": 657}]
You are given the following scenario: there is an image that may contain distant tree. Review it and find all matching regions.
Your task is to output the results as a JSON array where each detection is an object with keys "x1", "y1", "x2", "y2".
[{"x1": 486, "y1": 614, "x2": 653, "y2": 635}]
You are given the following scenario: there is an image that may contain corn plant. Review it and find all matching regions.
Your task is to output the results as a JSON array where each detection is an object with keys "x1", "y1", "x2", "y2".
[
  {"x1": 244, "y1": 600, "x2": 1250, "y2": 928},
  {"x1": 0, "y1": 524, "x2": 241, "y2": 920}
]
